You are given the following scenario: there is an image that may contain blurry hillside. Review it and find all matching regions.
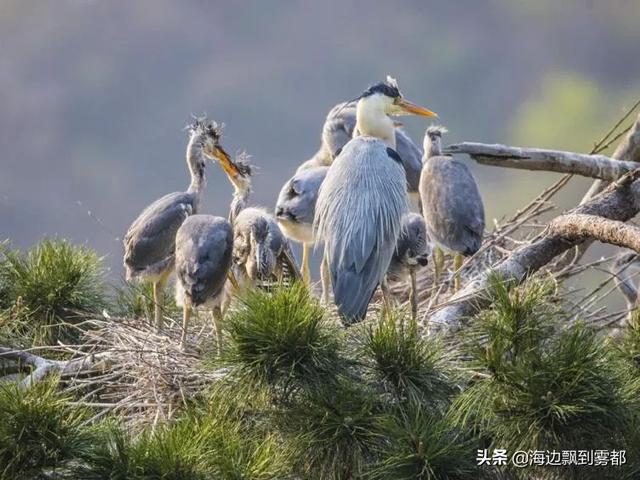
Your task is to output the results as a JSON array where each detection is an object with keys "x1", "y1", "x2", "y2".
[{"x1": 1, "y1": 0, "x2": 640, "y2": 282}]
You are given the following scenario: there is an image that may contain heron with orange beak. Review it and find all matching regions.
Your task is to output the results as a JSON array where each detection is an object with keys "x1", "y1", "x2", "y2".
[
  {"x1": 315, "y1": 77, "x2": 437, "y2": 322},
  {"x1": 123, "y1": 118, "x2": 234, "y2": 331}
]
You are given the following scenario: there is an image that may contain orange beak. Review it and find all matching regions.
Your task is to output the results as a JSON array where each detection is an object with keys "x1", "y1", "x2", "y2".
[
  {"x1": 396, "y1": 98, "x2": 438, "y2": 117},
  {"x1": 212, "y1": 145, "x2": 243, "y2": 179}
]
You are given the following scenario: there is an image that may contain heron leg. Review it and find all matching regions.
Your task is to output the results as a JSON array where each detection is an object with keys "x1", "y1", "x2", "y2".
[
  {"x1": 301, "y1": 243, "x2": 311, "y2": 285},
  {"x1": 409, "y1": 269, "x2": 418, "y2": 321},
  {"x1": 153, "y1": 271, "x2": 169, "y2": 331},
  {"x1": 380, "y1": 277, "x2": 392, "y2": 315},
  {"x1": 453, "y1": 254, "x2": 463, "y2": 292},
  {"x1": 211, "y1": 306, "x2": 223, "y2": 355},
  {"x1": 432, "y1": 247, "x2": 444, "y2": 290},
  {"x1": 320, "y1": 254, "x2": 331, "y2": 305},
  {"x1": 180, "y1": 298, "x2": 191, "y2": 351}
]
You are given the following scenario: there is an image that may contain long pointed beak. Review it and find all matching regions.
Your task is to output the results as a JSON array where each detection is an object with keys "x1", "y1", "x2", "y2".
[
  {"x1": 212, "y1": 145, "x2": 243, "y2": 179},
  {"x1": 396, "y1": 98, "x2": 438, "y2": 117}
]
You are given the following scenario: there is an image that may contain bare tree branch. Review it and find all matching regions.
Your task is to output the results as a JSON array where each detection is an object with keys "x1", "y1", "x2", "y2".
[
  {"x1": 444, "y1": 142, "x2": 638, "y2": 181},
  {"x1": 549, "y1": 214, "x2": 640, "y2": 253},
  {"x1": 0, "y1": 347, "x2": 111, "y2": 389},
  {"x1": 427, "y1": 170, "x2": 640, "y2": 334}
]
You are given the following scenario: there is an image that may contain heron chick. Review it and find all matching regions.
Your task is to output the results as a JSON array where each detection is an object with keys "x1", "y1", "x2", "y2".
[
  {"x1": 419, "y1": 126, "x2": 485, "y2": 291},
  {"x1": 381, "y1": 213, "x2": 431, "y2": 320},
  {"x1": 123, "y1": 118, "x2": 231, "y2": 330},
  {"x1": 174, "y1": 215, "x2": 233, "y2": 350},
  {"x1": 315, "y1": 77, "x2": 437, "y2": 323},
  {"x1": 217, "y1": 152, "x2": 301, "y2": 286}
]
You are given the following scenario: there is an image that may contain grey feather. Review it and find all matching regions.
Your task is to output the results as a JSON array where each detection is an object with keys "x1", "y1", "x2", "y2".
[
  {"x1": 234, "y1": 207, "x2": 300, "y2": 282},
  {"x1": 387, "y1": 213, "x2": 431, "y2": 281},
  {"x1": 315, "y1": 137, "x2": 408, "y2": 322},
  {"x1": 419, "y1": 155, "x2": 485, "y2": 256},
  {"x1": 275, "y1": 166, "x2": 329, "y2": 244},
  {"x1": 320, "y1": 101, "x2": 423, "y2": 192},
  {"x1": 124, "y1": 191, "x2": 196, "y2": 279},
  {"x1": 175, "y1": 215, "x2": 233, "y2": 307}
]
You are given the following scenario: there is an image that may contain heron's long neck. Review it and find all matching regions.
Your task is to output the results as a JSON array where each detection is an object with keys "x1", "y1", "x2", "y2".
[
  {"x1": 186, "y1": 138, "x2": 206, "y2": 196},
  {"x1": 355, "y1": 100, "x2": 396, "y2": 148},
  {"x1": 425, "y1": 138, "x2": 442, "y2": 159},
  {"x1": 229, "y1": 182, "x2": 251, "y2": 223}
]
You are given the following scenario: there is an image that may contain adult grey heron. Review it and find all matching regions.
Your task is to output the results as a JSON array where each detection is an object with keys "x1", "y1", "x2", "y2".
[
  {"x1": 298, "y1": 101, "x2": 424, "y2": 210},
  {"x1": 174, "y1": 215, "x2": 233, "y2": 350},
  {"x1": 315, "y1": 77, "x2": 437, "y2": 323},
  {"x1": 123, "y1": 119, "x2": 231, "y2": 330},
  {"x1": 275, "y1": 166, "x2": 328, "y2": 286},
  {"x1": 217, "y1": 152, "x2": 301, "y2": 286},
  {"x1": 381, "y1": 213, "x2": 431, "y2": 320},
  {"x1": 419, "y1": 126, "x2": 485, "y2": 291}
]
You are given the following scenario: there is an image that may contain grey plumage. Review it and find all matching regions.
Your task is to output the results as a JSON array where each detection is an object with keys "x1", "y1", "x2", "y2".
[
  {"x1": 315, "y1": 137, "x2": 408, "y2": 322},
  {"x1": 123, "y1": 119, "x2": 225, "y2": 330},
  {"x1": 216, "y1": 154, "x2": 301, "y2": 285},
  {"x1": 275, "y1": 166, "x2": 329, "y2": 244},
  {"x1": 387, "y1": 213, "x2": 431, "y2": 282},
  {"x1": 419, "y1": 126, "x2": 485, "y2": 256},
  {"x1": 174, "y1": 215, "x2": 233, "y2": 308},
  {"x1": 233, "y1": 207, "x2": 299, "y2": 282},
  {"x1": 296, "y1": 101, "x2": 423, "y2": 192}
]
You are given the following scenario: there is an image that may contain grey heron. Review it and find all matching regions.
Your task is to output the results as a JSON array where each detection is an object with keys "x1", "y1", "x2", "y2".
[
  {"x1": 315, "y1": 77, "x2": 437, "y2": 323},
  {"x1": 419, "y1": 126, "x2": 485, "y2": 291},
  {"x1": 298, "y1": 101, "x2": 424, "y2": 209},
  {"x1": 174, "y1": 215, "x2": 233, "y2": 350},
  {"x1": 381, "y1": 212, "x2": 431, "y2": 320},
  {"x1": 275, "y1": 166, "x2": 328, "y2": 287},
  {"x1": 217, "y1": 152, "x2": 301, "y2": 286},
  {"x1": 123, "y1": 119, "x2": 231, "y2": 330}
]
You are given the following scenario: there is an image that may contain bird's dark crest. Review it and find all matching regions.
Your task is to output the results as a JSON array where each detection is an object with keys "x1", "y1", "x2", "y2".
[
  {"x1": 426, "y1": 125, "x2": 448, "y2": 138},
  {"x1": 386, "y1": 147, "x2": 402, "y2": 164},
  {"x1": 187, "y1": 115, "x2": 224, "y2": 141},
  {"x1": 361, "y1": 75, "x2": 402, "y2": 99},
  {"x1": 234, "y1": 151, "x2": 253, "y2": 177}
]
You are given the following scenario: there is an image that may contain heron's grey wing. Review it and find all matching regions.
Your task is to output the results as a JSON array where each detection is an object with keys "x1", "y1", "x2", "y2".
[
  {"x1": 420, "y1": 158, "x2": 485, "y2": 255},
  {"x1": 124, "y1": 192, "x2": 194, "y2": 273},
  {"x1": 322, "y1": 102, "x2": 357, "y2": 157},
  {"x1": 175, "y1": 216, "x2": 233, "y2": 306},
  {"x1": 395, "y1": 128, "x2": 423, "y2": 193},
  {"x1": 315, "y1": 138, "x2": 407, "y2": 322}
]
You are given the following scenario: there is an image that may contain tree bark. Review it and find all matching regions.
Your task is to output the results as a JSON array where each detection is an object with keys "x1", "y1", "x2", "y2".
[
  {"x1": 444, "y1": 142, "x2": 638, "y2": 180},
  {"x1": 549, "y1": 214, "x2": 640, "y2": 253}
]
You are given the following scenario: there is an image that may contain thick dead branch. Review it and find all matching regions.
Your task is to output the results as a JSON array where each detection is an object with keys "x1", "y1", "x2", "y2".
[
  {"x1": 444, "y1": 142, "x2": 638, "y2": 180},
  {"x1": 0, "y1": 347, "x2": 110, "y2": 389},
  {"x1": 549, "y1": 214, "x2": 640, "y2": 253},
  {"x1": 427, "y1": 170, "x2": 640, "y2": 334}
]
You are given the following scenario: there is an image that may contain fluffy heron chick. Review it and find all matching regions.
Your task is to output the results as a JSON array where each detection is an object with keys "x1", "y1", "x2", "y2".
[
  {"x1": 233, "y1": 207, "x2": 299, "y2": 284},
  {"x1": 275, "y1": 166, "x2": 329, "y2": 285},
  {"x1": 174, "y1": 215, "x2": 233, "y2": 350},
  {"x1": 419, "y1": 126, "x2": 485, "y2": 291},
  {"x1": 123, "y1": 118, "x2": 231, "y2": 330},
  {"x1": 382, "y1": 213, "x2": 431, "y2": 320}
]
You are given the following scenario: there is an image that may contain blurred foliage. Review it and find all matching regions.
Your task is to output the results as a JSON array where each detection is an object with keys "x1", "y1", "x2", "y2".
[
  {"x1": 0, "y1": 379, "x2": 92, "y2": 480},
  {"x1": 114, "y1": 280, "x2": 180, "y2": 320},
  {"x1": 0, "y1": 239, "x2": 108, "y2": 346}
]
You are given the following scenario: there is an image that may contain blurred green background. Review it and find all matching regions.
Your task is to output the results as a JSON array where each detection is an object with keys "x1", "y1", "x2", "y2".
[{"x1": 1, "y1": 0, "x2": 639, "y2": 285}]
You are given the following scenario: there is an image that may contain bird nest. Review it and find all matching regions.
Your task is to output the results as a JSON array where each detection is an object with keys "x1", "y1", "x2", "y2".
[{"x1": 1, "y1": 315, "x2": 228, "y2": 431}]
